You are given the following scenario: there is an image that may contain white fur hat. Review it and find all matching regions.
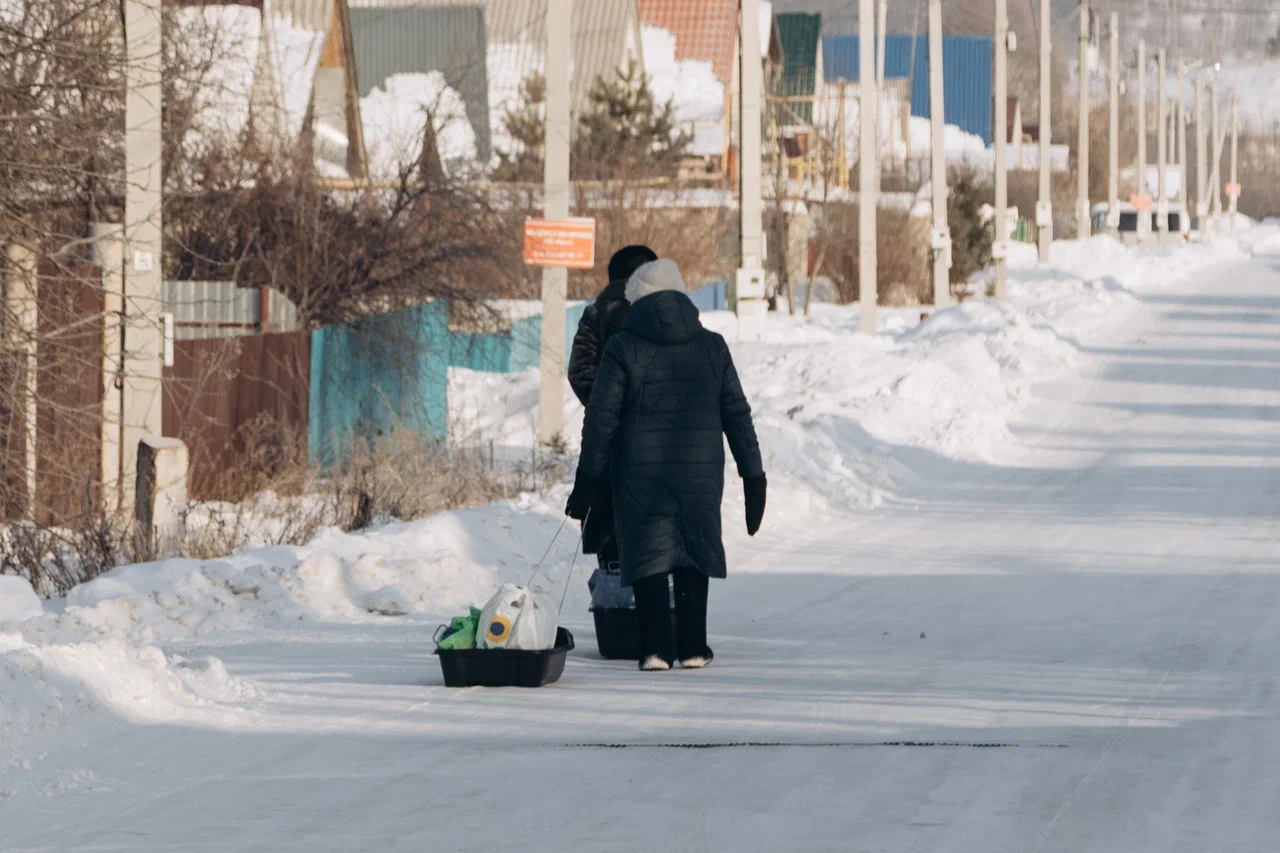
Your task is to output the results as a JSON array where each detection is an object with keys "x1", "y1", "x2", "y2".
[{"x1": 624, "y1": 258, "x2": 686, "y2": 303}]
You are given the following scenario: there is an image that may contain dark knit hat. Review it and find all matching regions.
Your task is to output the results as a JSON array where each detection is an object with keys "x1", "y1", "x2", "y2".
[{"x1": 607, "y1": 245, "x2": 658, "y2": 285}]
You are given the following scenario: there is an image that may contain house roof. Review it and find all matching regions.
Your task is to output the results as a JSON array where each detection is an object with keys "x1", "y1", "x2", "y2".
[
  {"x1": 348, "y1": 6, "x2": 491, "y2": 162},
  {"x1": 638, "y1": 0, "x2": 738, "y2": 89},
  {"x1": 350, "y1": 0, "x2": 643, "y2": 122}
]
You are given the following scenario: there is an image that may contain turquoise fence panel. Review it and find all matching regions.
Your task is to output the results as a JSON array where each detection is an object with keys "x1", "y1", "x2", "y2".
[
  {"x1": 448, "y1": 301, "x2": 589, "y2": 374},
  {"x1": 309, "y1": 301, "x2": 449, "y2": 466},
  {"x1": 449, "y1": 331, "x2": 512, "y2": 372},
  {"x1": 688, "y1": 281, "x2": 728, "y2": 312}
]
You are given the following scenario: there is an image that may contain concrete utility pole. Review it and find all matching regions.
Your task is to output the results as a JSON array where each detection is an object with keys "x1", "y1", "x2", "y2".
[
  {"x1": 1137, "y1": 39, "x2": 1147, "y2": 242},
  {"x1": 875, "y1": 0, "x2": 887, "y2": 203},
  {"x1": 1195, "y1": 76, "x2": 1206, "y2": 225},
  {"x1": 739, "y1": 0, "x2": 764, "y2": 280},
  {"x1": 1229, "y1": 88, "x2": 1238, "y2": 230},
  {"x1": 1107, "y1": 12, "x2": 1119, "y2": 232},
  {"x1": 929, "y1": 0, "x2": 950, "y2": 307},
  {"x1": 1177, "y1": 67, "x2": 1187, "y2": 217},
  {"x1": 537, "y1": 0, "x2": 571, "y2": 444},
  {"x1": 1211, "y1": 82, "x2": 1221, "y2": 220},
  {"x1": 123, "y1": 0, "x2": 165, "y2": 506},
  {"x1": 993, "y1": 0, "x2": 1009, "y2": 301},
  {"x1": 1037, "y1": 0, "x2": 1052, "y2": 262},
  {"x1": 1077, "y1": 0, "x2": 1090, "y2": 238},
  {"x1": 1156, "y1": 48, "x2": 1167, "y2": 240},
  {"x1": 90, "y1": 224, "x2": 125, "y2": 506},
  {"x1": 858, "y1": 0, "x2": 878, "y2": 333}
]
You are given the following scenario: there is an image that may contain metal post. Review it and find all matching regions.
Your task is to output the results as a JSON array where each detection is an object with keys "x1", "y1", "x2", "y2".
[
  {"x1": 1037, "y1": 0, "x2": 1052, "y2": 261},
  {"x1": 994, "y1": 0, "x2": 1009, "y2": 301},
  {"x1": 876, "y1": 0, "x2": 887, "y2": 197},
  {"x1": 1156, "y1": 48, "x2": 1167, "y2": 241},
  {"x1": 929, "y1": 0, "x2": 950, "y2": 306},
  {"x1": 1137, "y1": 40, "x2": 1147, "y2": 242},
  {"x1": 537, "y1": 0, "x2": 570, "y2": 444},
  {"x1": 1229, "y1": 87, "x2": 1238, "y2": 229},
  {"x1": 739, "y1": 0, "x2": 764, "y2": 284},
  {"x1": 1195, "y1": 76, "x2": 1206, "y2": 225},
  {"x1": 1211, "y1": 82, "x2": 1221, "y2": 221},
  {"x1": 1077, "y1": 0, "x2": 1090, "y2": 238},
  {"x1": 858, "y1": 0, "x2": 878, "y2": 333},
  {"x1": 1107, "y1": 12, "x2": 1119, "y2": 232},
  {"x1": 123, "y1": 0, "x2": 165, "y2": 508}
]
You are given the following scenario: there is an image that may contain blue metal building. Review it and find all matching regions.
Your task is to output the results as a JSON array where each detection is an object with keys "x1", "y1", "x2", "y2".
[{"x1": 822, "y1": 34, "x2": 993, "y2": 146}]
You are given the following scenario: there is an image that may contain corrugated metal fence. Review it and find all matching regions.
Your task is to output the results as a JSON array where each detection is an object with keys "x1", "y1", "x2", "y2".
[
  {"x1": 164, "y1": 281, "x2": 300, "y2": 340},
  {"x1": 822, "y1": 34, "x2": 994, "y2": 145}
]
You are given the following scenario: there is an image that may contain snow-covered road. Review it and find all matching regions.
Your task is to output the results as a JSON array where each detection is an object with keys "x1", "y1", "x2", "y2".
[{"x1": 4, "y1": 247, "x2": 1279, "y2": 851}]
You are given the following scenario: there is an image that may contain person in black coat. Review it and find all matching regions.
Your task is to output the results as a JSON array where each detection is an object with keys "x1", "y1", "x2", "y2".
[
  {"x1": 566, "y1": 245, "x2": 657, "y2": 568},
  {"x1": 566, "y1": 259, "x2": 767, "y2": 671}
]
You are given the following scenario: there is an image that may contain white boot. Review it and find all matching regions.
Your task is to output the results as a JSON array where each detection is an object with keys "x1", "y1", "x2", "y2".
[{"x1": 640, "y1": 655, "x2": 671, "y2": 672}]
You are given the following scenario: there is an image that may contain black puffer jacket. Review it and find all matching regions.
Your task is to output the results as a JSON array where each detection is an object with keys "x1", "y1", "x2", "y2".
[
  {"x1": 567, "y1": 279, "x2": 630, "y2": 554},
  {"x1": 578, "y1": 289, "x2": 763, "y2": 585}
]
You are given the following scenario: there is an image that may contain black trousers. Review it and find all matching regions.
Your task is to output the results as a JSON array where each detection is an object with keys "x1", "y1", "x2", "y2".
[{"x1": 633, "y1": 569, "x2": 708, "y2": 662}]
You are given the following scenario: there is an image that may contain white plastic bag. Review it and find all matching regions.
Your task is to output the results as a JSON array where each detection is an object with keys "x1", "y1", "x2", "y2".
[{"x1": 478, "y1": 583, "x2": 558, "y2": 650}]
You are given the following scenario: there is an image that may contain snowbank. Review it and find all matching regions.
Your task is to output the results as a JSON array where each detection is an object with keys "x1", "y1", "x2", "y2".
[
  {"x1": 361, "y1": 72, "x2": 478, "y2": 179},
  {"x1": 0, "y1": 576, "x2": 41, "y2": 623}
]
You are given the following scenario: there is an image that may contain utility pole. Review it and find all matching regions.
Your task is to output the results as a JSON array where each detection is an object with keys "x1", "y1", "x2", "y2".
[
  {"x1": 929, "y1": 0, "x2": 950, "y2": 307},
  {"x1": 1177, "y1": 66, "x2": 1187, "y2": 222},
  {"x1": 1107, "y1": 12, "x2": 1119, "y2": 232},
  {"x1": 875, "y1": 0, "x2": 887, "y2": 221},
  {"x1": 1195, "y1": 76, "x2": 1206, "y2": 226},
  {"x1": 123, "y1": 0, "x2": 165, "y2": 506},
  {"x1": 1156, "y1": 48, "x2": 1167, "y2": 241},
  {"x1": 1229, "y1": 87, "x2": 1238, "y2": 230},
  {"x1": 537, "y1": 0, "x2": 570, "y2": 444},
  {"x1": 858, "y1": 0, "x2": 878, "y2": 333},
  {"x1": 738, "y1": 0, "x2": 764, "y2": 305},
  {"x1": 1137, "y1": 39, "x2": 1147, "y2": 242},
  {"x1": 1077, "y1": 0, "x2": 1090, "y2": 238},
  {"x1": 1037, "y1": 0, "x2": 1052, "y2": 261},
  {"x1": 1211, "y1": 82, "x2": 1221, "y2": 221},
  {"x1": 4, "y1": 242, "x2": 37, "y2": 519},
  {"x1": 993, "y1": 0, "x2": 1009, "y2": 301}
]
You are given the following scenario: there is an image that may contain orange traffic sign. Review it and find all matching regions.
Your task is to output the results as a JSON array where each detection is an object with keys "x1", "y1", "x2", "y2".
[
  {"x1": 523, "y1": 218, "x2": 596, "y2": 269},
  {"x1": 1130, "y1": 193, "x2": 1152, "y2": 211},
  {"x1": 1225, "y1": 182, "x2": 1242, "y2": 198}
]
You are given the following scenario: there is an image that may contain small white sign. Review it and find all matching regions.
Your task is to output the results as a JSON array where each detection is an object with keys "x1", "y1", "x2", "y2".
[
  {"x1": 1035, "y1": 201, "x2": 1053, "y2": 228},
  {"x1": 133, "y1": 250, "x2": 154, "y2": 272},
  {"x1": 736, "y1": 267, "x2": 766, "y2": 301}
]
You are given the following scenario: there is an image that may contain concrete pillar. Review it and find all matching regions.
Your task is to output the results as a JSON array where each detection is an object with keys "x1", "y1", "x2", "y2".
[
  {"x1": 3, "y1": 242, "x2": 37, "y2": 519},
  {"x1": 90, "y1": 224, "x2": 125, "y2": 510},
  {"x1": 537, "y1": 0, "x2": 570, "y2": 445},
  {"x1": 135, "y1": 436, "x2": 188, "y2": 557},
  {"x1": 124, "y1": 0, "x2": 166, "y2": 507}
]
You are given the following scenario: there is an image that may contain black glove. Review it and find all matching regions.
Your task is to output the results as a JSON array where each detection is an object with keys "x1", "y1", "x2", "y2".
[
  {"x1": 744, "y1": 474, "x2": 767, "y2": 536},
  {"x1": 565, "y1": 471, "x2": 603, "y2": 520}
]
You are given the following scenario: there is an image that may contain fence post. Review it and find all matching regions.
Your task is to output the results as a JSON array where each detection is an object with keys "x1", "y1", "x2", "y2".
[
  {"x1": 91, "y1": 223, "x2": 125, "y2": 511},
  {"x1": 4, "y1": 242, "x2": 37, "y2": 520},
  {"x1": 135, "y1": 436, "x2": 188, "y2": 557}
]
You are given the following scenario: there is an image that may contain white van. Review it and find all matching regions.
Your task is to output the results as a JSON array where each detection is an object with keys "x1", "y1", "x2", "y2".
[{"x1": 1091, "y1": 201, "x2": 1190, "y2": 246}]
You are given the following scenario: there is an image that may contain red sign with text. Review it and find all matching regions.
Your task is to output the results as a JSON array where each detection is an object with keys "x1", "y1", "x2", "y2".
[{"x1": 523, "y1": 218, "x2": 596, "y2": 269}]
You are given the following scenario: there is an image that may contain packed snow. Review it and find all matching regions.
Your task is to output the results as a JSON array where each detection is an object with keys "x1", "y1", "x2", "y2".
[
  {"x1": 361, "y1": 72, "x2": 479, "y2": 178},
  {"x1": 3, "y1": 223, "x2": 1279, "y2": 848}
]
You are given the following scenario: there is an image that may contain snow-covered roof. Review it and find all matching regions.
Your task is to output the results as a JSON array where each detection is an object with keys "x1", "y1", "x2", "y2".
[
  {"x1": 641, "y1": 25, "x2": 726, "y2": 157},
  {"x1": 638, "y1": 0, "x2": 738, "y2": 89}
]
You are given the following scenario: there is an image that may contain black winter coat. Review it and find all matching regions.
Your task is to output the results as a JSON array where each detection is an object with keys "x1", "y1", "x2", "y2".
[
  {"x1": 566, "y1": 279, "x2": 630, "y2": 554},
  {"x1": 578, "y1": 290, "x2": 763, "y2": 586}
]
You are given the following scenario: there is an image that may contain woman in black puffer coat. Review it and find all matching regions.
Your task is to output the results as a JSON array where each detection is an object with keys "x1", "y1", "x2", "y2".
[{"x1": 566, "y1": 259, "x2": 767, "y2": 672}]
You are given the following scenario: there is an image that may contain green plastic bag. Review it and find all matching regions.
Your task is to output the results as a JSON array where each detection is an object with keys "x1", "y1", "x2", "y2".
[{"x1": 436, "y1": 607, "x2": 482, "y2": 651}]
